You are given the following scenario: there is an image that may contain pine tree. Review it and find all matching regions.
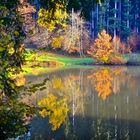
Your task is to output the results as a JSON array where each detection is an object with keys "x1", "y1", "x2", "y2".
[{"x1": 121, "y1": 0, "x2": 132, "y2": 40}]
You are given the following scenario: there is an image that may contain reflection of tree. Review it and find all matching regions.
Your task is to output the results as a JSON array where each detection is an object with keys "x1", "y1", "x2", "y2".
[
  {"x1": 93, "y1": 69, "x2": 113, "y2": 100},
  {"x1": 47, "y1": 74, "x2": 87, "y2": 117},
  {"x1": 38, "y1": 94, "x2": 69, "y2": 131},
  {"x1": 90, "y1": 119, "x2": 133, "y2": 140},
  {"x1": 22, "y1": 68, "x2": 139, "y2": 139},
  {"x1": 51, "y1": 77, "x2": 63, "y2": 90},
  {"x1": 88, "y1": 68, "x2": 127, "y2": 100}
]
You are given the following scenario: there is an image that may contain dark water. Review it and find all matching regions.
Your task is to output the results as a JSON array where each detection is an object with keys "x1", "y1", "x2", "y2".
[{"x1": 2, "y1": 66, "x2": 140, "y2": 140}]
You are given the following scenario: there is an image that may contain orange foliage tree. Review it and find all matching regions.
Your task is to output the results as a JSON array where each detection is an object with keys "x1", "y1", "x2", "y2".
[{"x1": 89, "y1": 30, "x2": 126, "y2": 64}]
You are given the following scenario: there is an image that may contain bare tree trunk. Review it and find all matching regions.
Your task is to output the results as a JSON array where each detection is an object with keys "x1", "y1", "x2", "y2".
[
  {"x1": 80, "y1": 18, "x2": 84, "y2": 56},
  {"x1": 127, "y1": 0, "x2": 130, "y2": 29},
  {"x1": 96, "y1": 4, "x2": 99, "y2": 34},
  {"x1": 71, "y1": 8, "x2": 74, "y2": 52},
  {"x1": 135, "y1": 1, "x2": 139, "y2": 33},
  {"x1": 106, "y1": 0, "x2": 110, "y2": 32},
  {"x1": 114, "y1": 0, "x2": 117, "y2": 38},
  {"x1": 91, "y1": 9, "x2": 95, "y2": 38},
  {"x1": 114, "y1": 0, "x2": 118, "y2": 52},
  {"x1": 118, "y1": 0, "x2": 122, "y2": 37}
]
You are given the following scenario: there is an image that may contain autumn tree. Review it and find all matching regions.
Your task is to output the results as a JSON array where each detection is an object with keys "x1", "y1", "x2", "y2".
[
  {"x1": 62, "y1": 12, "x2": 90, "y2": 54},
  {"x1": 89, "y1": 30, "x2": 126, "y2": 64},
  {"x1": 37, "y1": 2, "x2": 68, "y2": 32}
]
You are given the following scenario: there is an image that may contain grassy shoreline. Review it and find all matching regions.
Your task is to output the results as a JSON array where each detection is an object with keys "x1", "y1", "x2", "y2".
[
  {"x1": 22, "y1": 49, "x2": 140, "y2": 75},
  {"x1": 25, "y1": 49, "x2": 140, "y2": 65},
  {"x1": 24, "y1": 49, "x2": 96, "y2": 66}
]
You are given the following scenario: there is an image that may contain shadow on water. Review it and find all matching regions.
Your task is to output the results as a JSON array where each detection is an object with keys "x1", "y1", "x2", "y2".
[{"x1": 30, "y1": 116, "x2": 140, "y2": 140}]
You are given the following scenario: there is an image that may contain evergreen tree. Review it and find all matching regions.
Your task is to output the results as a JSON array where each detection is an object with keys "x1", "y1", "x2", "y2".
[
  {"x1": 131, "y1": 0, "x2": 140, "y2": 33},
  {"x1": 121, "y1": 0, "x2": 132, "y2": 40}
]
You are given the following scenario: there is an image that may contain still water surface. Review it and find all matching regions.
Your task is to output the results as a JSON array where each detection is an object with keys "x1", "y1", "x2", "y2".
[{"x1": 19, "y1": 66, "x2": 140, "y2": 140}]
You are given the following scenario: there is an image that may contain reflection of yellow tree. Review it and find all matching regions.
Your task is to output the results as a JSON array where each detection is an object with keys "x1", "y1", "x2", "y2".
[
  {"x1": 90, "y1": 68, "x2": 126, "y2": 100},
  {"x1": 51, "y1": 77, "x2": 63, "y2": 90},
  {"x1": 38, "y1": 94, "x2": 69, "y2": 131},
  {"x1": 93, "y1": 69, "x2": 113, "y2": 100},
  {"x1": 53, "y1": 74, "x2": 87, "y2": 116},
  {"x1": 49, "y1": 75, "x2": 86, "y2": 117}
]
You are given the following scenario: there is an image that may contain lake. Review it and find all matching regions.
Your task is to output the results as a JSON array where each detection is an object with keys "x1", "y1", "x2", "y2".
[{"x1": 5, "y1": 66, "x2": 140, "y2": 140}]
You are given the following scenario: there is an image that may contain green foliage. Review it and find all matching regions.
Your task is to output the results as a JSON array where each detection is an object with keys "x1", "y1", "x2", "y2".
[
  {"x1": 0, "y1": 1, "x2": 25, "y2": 74},
  {"x1": 0, "y1": 2, "x2": 29, "y2": 138},
  {"x1": 0, "y1": 98, "x2": 32, "y2": 139},
  {"x1": 39, "y1": 0, "x2": 104, "y2": 19}
]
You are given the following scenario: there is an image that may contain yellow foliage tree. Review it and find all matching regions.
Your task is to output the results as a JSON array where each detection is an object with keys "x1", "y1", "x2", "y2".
[
  {"x1": 51, "y1": 77, "x2": 63, "y2": 90},
  {"x1": 91, "y1": 30, "x2": 114, "y2": 63},
  {"x1": 37, "y1": 2, "x2": 68, "y2": 32},
  {"x1": 90, "y1": 30, "x2": 126, "y2": 64}
]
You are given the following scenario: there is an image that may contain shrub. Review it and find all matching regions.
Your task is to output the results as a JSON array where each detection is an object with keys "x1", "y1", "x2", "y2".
[{"x1": 51, "y1": 36, "x2": 64, "y2": 49}]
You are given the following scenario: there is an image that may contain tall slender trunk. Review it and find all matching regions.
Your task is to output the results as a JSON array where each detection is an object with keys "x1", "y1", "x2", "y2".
[
  {"x1": 71, "y1": 8, "x2": 74, "y2": 47},
  {"x1": 106, "y1": 0, "x2": 110, "y2": 32},
  {"x1": 114, "y1": 0, "x2": 117, "y2": 38},
  {"x1": 127, "y1": 0, "x2": 130, "y2": 29},
  {"x1": 80, "y1": 18, "x2": 84, "y2": 56},
  {"x1": 135, "y1": 1, "x2": 139, "y2": 33},
  {"x1": 114, "y1": 0, "x2": 118, "y2": 52},
  {"x1": 96, "y1": 4, "x2": 99, "y2": 34},
  {"x1": 91, "y1": 9, "x2": 95, "y2": 38},
  {"x1": 118, "y1": 0, "x2": 122, "y2": 37}
]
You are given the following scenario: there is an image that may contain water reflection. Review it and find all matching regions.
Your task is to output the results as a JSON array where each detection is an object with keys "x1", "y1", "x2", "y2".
[
  {"x1": 38, "y1": 94, "x2": 69, "y2": 131},
  {"x1": 22, "y1": 66, "x2": 140, "y2": 140},
  {"x1": 1, "y1": 66, "x2": 140, "y2": 140},
  {"x1": 88, "y1": 67, "x2": 127, "y2": 100}
]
